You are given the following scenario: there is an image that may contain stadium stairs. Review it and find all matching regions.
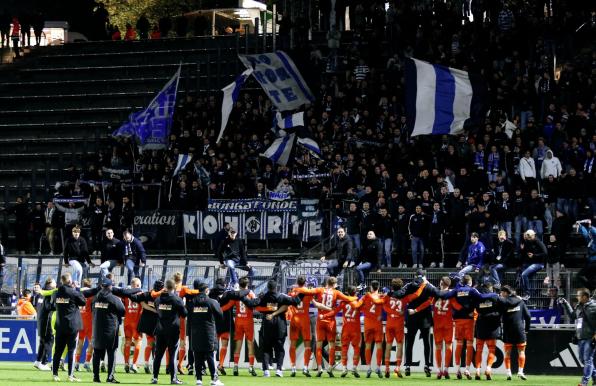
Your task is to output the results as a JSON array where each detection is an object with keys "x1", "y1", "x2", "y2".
[{"x1": 0, "y1": 35, "x2": 255, "y2": 206}]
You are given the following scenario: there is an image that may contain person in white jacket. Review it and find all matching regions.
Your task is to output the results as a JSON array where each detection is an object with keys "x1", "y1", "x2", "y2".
[
  {"x1": 519, "y1": 150, "x2": 537, "y2": 190},
  {"x1": 540, "y1": 149, "x2": 562, "y2": 179}
]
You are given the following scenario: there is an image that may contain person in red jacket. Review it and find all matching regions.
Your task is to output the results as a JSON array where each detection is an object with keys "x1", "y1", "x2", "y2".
[
  {"x1": 11, "y1": 16, "x2": 20, "y2": 57},
  {"x1": 124, "y1": 23, "x2": 136, "y2": 41},
  {"x1": 111, "y1": 26, "x2": 121, "y2": 40}
]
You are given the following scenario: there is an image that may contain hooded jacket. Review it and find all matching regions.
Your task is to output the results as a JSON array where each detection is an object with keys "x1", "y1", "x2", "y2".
[{"x1": 540, "y1": 150, "x2": 562, "y2": 179}]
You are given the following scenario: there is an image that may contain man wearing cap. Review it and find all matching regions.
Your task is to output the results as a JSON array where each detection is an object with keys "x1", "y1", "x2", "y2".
[
  {"x1": 92, "y1": 278, "x2": 126, "y2": 383},
  {"x1": 187, "y1": 280, "x2": 225, "y2": 386}
]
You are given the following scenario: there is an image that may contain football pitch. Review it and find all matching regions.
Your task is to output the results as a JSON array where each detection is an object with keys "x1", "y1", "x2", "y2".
[{"x1": 0, "y1": 363, "x2": 579, "y2": 386}]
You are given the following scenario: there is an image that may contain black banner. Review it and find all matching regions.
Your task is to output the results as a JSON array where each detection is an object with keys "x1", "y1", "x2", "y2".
[{"x1": 133, "y1": 210, "x2": 179, "y2": 249}]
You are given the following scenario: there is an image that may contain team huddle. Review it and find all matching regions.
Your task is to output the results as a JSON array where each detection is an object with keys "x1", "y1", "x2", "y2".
[{"x1": 35, "y1": 268, "x2": 532, "y2": 384}]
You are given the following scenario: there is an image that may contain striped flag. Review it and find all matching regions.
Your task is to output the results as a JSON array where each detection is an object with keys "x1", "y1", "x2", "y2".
[
  {"x1": 275, "y1": 111, "x2": 304, "y2": 129},
  {"x1": 261, "y1": 133, "x2": 296, "y2": 166},
  {"x1": 297, "y1": 137, "x2": 321, "y2": 155},
  {"x1": 173, "y1": 154, "x2": 192, "y2": 175},
  {"x1": 217, "y1": 68, "x2": 254, "y2": 144},
  {"x1": 405, "y1": 58, "x2": 488, "y2": 136}
]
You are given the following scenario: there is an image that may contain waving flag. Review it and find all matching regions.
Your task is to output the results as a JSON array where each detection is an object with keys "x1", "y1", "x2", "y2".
[
  {"x1": 217, "y1": 68, "x2": 253, "y2": 144},
  {"x1": 173, "y1": 154, "x2": 192, "y2": 175},
  {"x1": 261, "y1": 133, "x2": 296, "y2": 166},
  {"x1": 275, "y1": 111, "x2": 304, "y2": 129},
  {"x1": 405, "y1": 58, "x2": 488, "y2": 136}
]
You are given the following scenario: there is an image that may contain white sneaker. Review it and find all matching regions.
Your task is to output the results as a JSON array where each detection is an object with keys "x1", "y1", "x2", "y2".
[
  {"x1": 196, "y1": 381, "x2": 202, "y2": 386},
  {"x1": 49, "y1": 251, "x2": 54, "y2": 256},
  {"x1": 53, "y1": 375, "x2": 60, "y2": 382},
  {"x1": 39, "y1": 363, "x2": 51, "y2": 371},
  {"x1": 439, "y1": 262, "x2": 444, "y2": 268},
  {"x1": 456, "y1": 261, "x2": 462, "y2": 268},
  {"x1": 68, "y1": 376, "x2": 81, "y2": 382},
  {"x1": 429, "y1": 262, "x2": 437, "y2": 268},
  {"x1": 263, "y1": 370, "x2": 270, "y2": 377},
  {"x1": 275, "y1": 370, "x2": 283, "y2": 377},
  {"x1": 210, "y1": 379, "x2": 224, "y2": 386},
  {"x1": 34, "y1": 361, "x2": 41, "y2": 369},
  {"x1": 37, "y1": 251, "x2": 42, "y2": 256}
]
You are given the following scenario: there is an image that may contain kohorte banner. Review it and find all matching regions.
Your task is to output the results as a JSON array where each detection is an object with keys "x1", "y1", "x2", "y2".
[{"x1": 183, "y1": 199, "x2": 323, "y2": 241}]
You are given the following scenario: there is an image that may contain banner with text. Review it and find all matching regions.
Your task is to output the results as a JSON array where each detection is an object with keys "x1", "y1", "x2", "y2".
[
  {"x1": 184, "y1": 199, "x2": 322, "y2": 241},
  {"x1": 133, "y1": 210, "x2": 180, "y2": 249}
]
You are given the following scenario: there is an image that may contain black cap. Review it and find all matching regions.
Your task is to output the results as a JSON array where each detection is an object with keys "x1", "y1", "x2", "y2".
[
  {"x1": 101, "y1": 278, "x2": 113, "y2": 287},
  {"x1": 197, "y1": 283, "x2": 209, "y2": 292},
  {"x1": 416, "y1": 268, "x2": 426, "y2": 277},
  {"x1": 193, "y1": 279, "x2": 202, "y2": 290}
]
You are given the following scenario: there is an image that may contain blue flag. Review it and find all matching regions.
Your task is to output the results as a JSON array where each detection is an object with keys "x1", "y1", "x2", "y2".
[{"x1": 113, "y1": 65, "x2": 181, "y2": 150}]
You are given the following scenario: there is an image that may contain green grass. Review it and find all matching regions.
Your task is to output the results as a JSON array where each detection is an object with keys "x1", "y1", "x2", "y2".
[{"x1": 0, "y1": 362, "x2": 579, "y2": 385}]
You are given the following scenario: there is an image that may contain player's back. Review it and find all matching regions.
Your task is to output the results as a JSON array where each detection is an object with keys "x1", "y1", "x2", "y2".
[
  {"x1": 362, "y1": 292, "x2": 383, "y2": 325},
  {"x1": 235, "y1": 290, "x2": 255, "y2": 321}
]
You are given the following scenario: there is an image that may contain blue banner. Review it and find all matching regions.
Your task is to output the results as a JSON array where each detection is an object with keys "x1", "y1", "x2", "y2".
[
  {"x1": 530, "y1": 308, "x2": 561, "y2": 325},
  {"x1": 0, "y1": 319, "x2": 37, "y2": 361}
]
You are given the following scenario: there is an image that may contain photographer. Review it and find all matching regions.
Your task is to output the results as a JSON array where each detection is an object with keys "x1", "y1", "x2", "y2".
[
  {"x1": 559, "y1": 288, "x2": 596, "y2": 386},
  {"x1": 576, "y1": 220, "x2": 596, "y2": 291}
]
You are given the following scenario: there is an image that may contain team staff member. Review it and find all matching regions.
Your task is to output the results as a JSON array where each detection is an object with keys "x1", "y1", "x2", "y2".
[
  {"x1": 393, "y1": 269, "x2": 439, "y2": 377},
  {"x1": 92, "y1": 278, "x2": 125, "y2": 384},
  {"x1": 243, "y1": 280, "x2": 302, "y2": 377},
  {"x1": 496, "y1": 285, "x2": 531, "y2": 381},
  {"x1": 129, "y1": 280, "x2": 164, "y2": 374},
  {"x1": 473, "y1": 283, "x2": 501, "y2": 380},
  {"x1": 187, "y1": 280, "x2": 225, "y2": 386},
  {"x1": 321, "y1": 227, "x2": 353, "y2": 277},
  {"x1": 34, "y1": 277, "x2": 56, "y2": 371},
  {"x1": 123, "y1": 278, "x2": 143, "y2": 374},
  {"x1": 558, "y1": 288, "x2": 596, "y2": 386},
  {"x1": 74, "y1": 278, "x2": 94, "y2": 372},
  {"x1": 151, "y1": 279, "x2": 187, "y2": 385},
  {"x1": 51, "y1": 273, "x2": 86, "y2": 382}
]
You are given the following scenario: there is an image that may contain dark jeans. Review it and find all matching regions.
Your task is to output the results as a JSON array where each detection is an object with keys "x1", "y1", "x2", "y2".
[
  {"x1": 53, "y1": 332, "x2": 77, "y2": 377},
  {"x1": 194, "y1": 350, "x2": 216, "y2": 381},
  {"x1": 260, "y1": 321, "x2": 285, "y2": 371},
  {"x1": 326, "y1": 259, "x2": 343, "y2": 277},
  {"x1": 153, "y1": 332, "x2": 179, "y2": 381}
]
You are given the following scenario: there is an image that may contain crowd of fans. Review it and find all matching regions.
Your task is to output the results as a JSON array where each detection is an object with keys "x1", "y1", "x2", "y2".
[{"x1": 1, "y1": 2, "x2": 595, "y2": 287}]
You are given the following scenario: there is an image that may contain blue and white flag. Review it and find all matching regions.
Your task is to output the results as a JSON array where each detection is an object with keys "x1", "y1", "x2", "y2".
[
  {"x1": 261, "y1": 133, "x2": 296, "y2": 166},
  {"x1": 275, "y1": 111, "x2": 304, "y2": 129},
  {"x1": 405, "y1": 58, "x2": 488, "y2": 136},
  {"x1": 173, "y1": 154, "x2": 192, "y2": 175},
  {"x1": 132, "y1": 65, "x2": 181, "y2": 150},
  {"x1": 297, "y1": 137, "x2": 321, "y2": 155},
  {"x1": 217, "y1": 68, "x2": 253, "y2": 143},
  {"x1": 112, "y1": 112, "x2": 138, "y2": 138},
  {"x1": 239, "y1": 51, "x2": 315, "y2": 111}
]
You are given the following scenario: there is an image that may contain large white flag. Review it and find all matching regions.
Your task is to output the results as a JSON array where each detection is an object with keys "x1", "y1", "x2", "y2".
[{"x1": 217, "y1": 68, "x2": 253, "y2": 144}]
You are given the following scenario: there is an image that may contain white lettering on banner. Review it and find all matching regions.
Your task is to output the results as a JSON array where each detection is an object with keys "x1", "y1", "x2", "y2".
[
  {"x1": 134, "y1": 212, "x2": 177, "y2": 226},
  {"x1": 183, "y1": 214, "x2": 196, "y2": 236},
  {"x1": 310, "y1": 220, "x2": 322, "y2": 237},
  {"x1": 11, "y1": 329, "x2": 33, "y2": 354},
  {"x1": 268, "y1": 216, "x2": 282, "y2": 234},
  {"x1": 0, "y1": 328, "x2": 9, "y2": 354},
  {"x1": 202, "y1": 215, "x2": 218, "y2": 235},
  {"x1": 0, "y1": 327, "x2": 33, "y2": 355},
  {"x1": 239, "y1": 52, "x2": 314, "y2": 111}
]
